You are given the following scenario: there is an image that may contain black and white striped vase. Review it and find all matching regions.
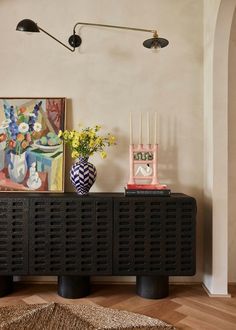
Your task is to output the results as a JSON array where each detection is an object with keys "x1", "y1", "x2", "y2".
[{"x1": 70, "y1": 157, "x2": 97, "y2": 195}]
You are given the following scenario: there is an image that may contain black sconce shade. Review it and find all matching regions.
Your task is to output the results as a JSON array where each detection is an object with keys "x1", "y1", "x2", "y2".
[
  {"x1": 143, "y1": 37, "x2": 169, "y2": 49},
  {"x1": 16, "y1": 19, "x2": 40, "y2": 33}
]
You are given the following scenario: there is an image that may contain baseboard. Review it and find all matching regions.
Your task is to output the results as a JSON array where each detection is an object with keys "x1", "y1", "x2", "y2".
[
  {"x1": 14, "y1": 277, "x2": 234, "y2": 296},
  {"x1": 202, "y1": 283, "x2": 231, "y2": 298},
  {"x1": 14, "y1": 276, "x2": 202, "y2": 286},
  {"x1": 14, "y1": 276, "x2": 136, "y2": 285}
]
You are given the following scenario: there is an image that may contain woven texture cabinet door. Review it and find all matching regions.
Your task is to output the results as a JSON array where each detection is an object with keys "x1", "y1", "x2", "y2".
[
  {"x1": 29, "y1": 197, "x2": 112, "y2": 275},
  {"x1": 113, "y1": 194, "x2": 196, "y2": 276},
  {"x1": 0, "y1": 198, "x2": 28, "y2": 275}
]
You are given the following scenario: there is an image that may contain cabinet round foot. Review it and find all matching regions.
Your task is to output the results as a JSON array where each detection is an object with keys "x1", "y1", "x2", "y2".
[
  {"x1": 0, "y1": 276, "x2": 13, "y2": 297},
  {"x1": 136, "y1": 275, "x2": 169, "y2": 299},
  {"x1": 58, "y1": 276, "x2": 90, "y2": 299}
]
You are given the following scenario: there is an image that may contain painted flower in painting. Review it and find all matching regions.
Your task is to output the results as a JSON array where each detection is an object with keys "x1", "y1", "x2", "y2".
[
  {"x1": 18, "y1": 122, "x2": 29, "y2": 133},
  {"x1": 1, "y1": 101, "x2": 43, "y2": 154},
  {"x1": 58, "y1": 125, "x2": 116, "y2": 159},
  {"x1": 33, "y1": 122, "x2": 42, "y2": 132}
]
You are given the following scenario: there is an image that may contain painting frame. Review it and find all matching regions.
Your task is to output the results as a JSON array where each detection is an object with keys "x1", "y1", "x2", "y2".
[{"x1": 0, "y1": 97, "x2": 66, "y2": 193}]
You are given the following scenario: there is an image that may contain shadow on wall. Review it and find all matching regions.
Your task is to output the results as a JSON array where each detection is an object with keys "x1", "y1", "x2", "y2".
[
  {"x1": 95, "y1": 128, "x2": 127, "y2": 192},
  {"x1": 158, "y1": 115, "x2": 179, "y2": 190},
  {"x1": 95, "y1": 158, "x2": 124, "y2": 192}
]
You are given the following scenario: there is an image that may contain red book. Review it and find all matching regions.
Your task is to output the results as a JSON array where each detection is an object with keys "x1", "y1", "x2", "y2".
[{"x1": 126, "y1": 184, "x2": 168, "y2": 190}]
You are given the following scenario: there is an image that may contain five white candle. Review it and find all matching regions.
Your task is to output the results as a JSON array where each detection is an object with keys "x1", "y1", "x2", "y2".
[{"x1": 130, "y1": 112, "x2": 158, "y2": 145}]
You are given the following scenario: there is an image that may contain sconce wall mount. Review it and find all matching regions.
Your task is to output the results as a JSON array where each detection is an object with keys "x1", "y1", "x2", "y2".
[{"x1": 16, "y1": 19, "x2": 169, "y2": 52}]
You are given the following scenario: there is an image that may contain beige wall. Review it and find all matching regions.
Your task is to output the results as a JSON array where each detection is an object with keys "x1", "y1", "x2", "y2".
[
  {"x1": 0, "y1": 0, "x2": 203, "y2": 282},
  {"x1": 229, "y1": 9, "x2": 236, "y2": 283}
]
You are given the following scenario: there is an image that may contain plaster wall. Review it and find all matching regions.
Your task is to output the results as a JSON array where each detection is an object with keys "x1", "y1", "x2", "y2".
[{"x1": 0, "y1": 0, "x2": 203, "y2": 283}]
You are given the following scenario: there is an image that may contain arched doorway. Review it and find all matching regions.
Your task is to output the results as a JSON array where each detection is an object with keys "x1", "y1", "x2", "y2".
[{"x1": 203, "y1": 0, "x2": 236, "y2": 295}]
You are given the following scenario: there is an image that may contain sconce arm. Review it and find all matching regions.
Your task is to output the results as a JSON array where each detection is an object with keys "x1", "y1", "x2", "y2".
[
  {"x1": 72, "y1": 22, "x2": 157, "y2": 36},
  {"x1": 39, "y1": 26, "x2": 75, "y2": 52}
]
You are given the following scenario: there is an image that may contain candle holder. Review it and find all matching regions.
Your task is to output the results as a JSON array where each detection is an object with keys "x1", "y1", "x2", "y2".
[
  {"x1": 127, "y1": 112, "x2": 169, "y2": 192},
  {"x1": 127, "y1": 143, "x2": 167, "y2": 189}
]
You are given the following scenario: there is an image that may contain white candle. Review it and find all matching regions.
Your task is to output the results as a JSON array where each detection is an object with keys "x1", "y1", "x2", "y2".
[
  {"x1": 139, "y1": 112, "x2": 142, "y2": 144},
  {"x1": 147, "y1": 112, "x2": 150, "y2": 144},
  {"x1": 154, "y1": 112, "x2": 157, "y2": 144},
  {"x1": 129, "y1": 112, "x2": 133, "y2": 144}
]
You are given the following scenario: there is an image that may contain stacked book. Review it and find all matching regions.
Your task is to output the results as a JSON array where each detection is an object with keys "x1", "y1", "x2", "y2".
[{"x1": 124, "y1": 184, "x2": 171, "y2": 196}]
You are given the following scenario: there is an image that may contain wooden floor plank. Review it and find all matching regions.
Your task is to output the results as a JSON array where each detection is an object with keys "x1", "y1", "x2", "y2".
[
  {"x1": 0, "y1": 283, "x2": 236, "y2": 330},
  {"x1": 176, "y1": 305, "x2": 236, "y2": 330},
  {"x1": 173, "y1": 297, "x2": 236, "y2": 323},
  {"x1": 178, "y1": 316, "x2": 223, "y2": 330}
]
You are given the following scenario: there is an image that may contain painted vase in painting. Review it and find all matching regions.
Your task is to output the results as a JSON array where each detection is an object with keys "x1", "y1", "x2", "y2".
[
  {"x1": 70, "y1": 157, "x2": 97, "y2": 195},
  {"x1": 8, "y1": 151, "x2": 27, "y2": 183}
]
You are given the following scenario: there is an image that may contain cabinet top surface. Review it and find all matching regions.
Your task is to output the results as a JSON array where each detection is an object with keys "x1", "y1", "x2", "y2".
[{"x1": 0, "y1": 192, "x2": 195, "y2": 200}]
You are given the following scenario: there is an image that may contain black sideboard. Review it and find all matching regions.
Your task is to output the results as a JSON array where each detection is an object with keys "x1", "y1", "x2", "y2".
[{"x1": 0, "y1": 193, "x2": 196, "y2": 299}]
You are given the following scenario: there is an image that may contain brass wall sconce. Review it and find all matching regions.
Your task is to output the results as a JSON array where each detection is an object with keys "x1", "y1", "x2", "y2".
[{"x1": 16, "y1": 19, "x2": 169, "y2": 52}]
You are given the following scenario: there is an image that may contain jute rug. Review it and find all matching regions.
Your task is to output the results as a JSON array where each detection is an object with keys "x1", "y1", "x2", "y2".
[{"x1": 0, "y1": 302, "x2": 176, "y2": 330}]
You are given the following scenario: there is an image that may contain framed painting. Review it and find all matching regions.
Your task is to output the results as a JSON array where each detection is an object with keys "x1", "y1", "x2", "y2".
[{"x1": 0, "y1": 97, "x2": 66, "y2": 192}]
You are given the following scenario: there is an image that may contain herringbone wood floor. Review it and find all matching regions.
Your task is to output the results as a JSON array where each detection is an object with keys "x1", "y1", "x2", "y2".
[{"x1": 0, "y1": 283, "x2": 235, "y2": 329}]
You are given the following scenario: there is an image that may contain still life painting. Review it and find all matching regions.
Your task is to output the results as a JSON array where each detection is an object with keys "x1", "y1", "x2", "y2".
[{"x1": 0, "y1": 98, "x2": 65, "y2": 192}]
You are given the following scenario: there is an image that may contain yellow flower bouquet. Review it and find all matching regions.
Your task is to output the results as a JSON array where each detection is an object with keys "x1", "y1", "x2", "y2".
[
  {"x1": 58, "y1": 125, "x2": 116, "y2": 194},
  {"x1": 58, "y1": 125, "x2": 116, "y2": 159}
]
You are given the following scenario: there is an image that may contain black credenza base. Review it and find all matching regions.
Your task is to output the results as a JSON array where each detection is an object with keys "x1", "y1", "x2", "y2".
[
  {"x1": 0, "y1": 275, "x2": 169, "y2": 300},
  {"x1": 136, "y1": 275, "x2": 169, "y2": 299},
  {"x1": 57, "y1": 275, "x2": 90, "y2": 299},
  {"x1": 57, "y1": 275, "x2": 169, "y2": 299}
]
